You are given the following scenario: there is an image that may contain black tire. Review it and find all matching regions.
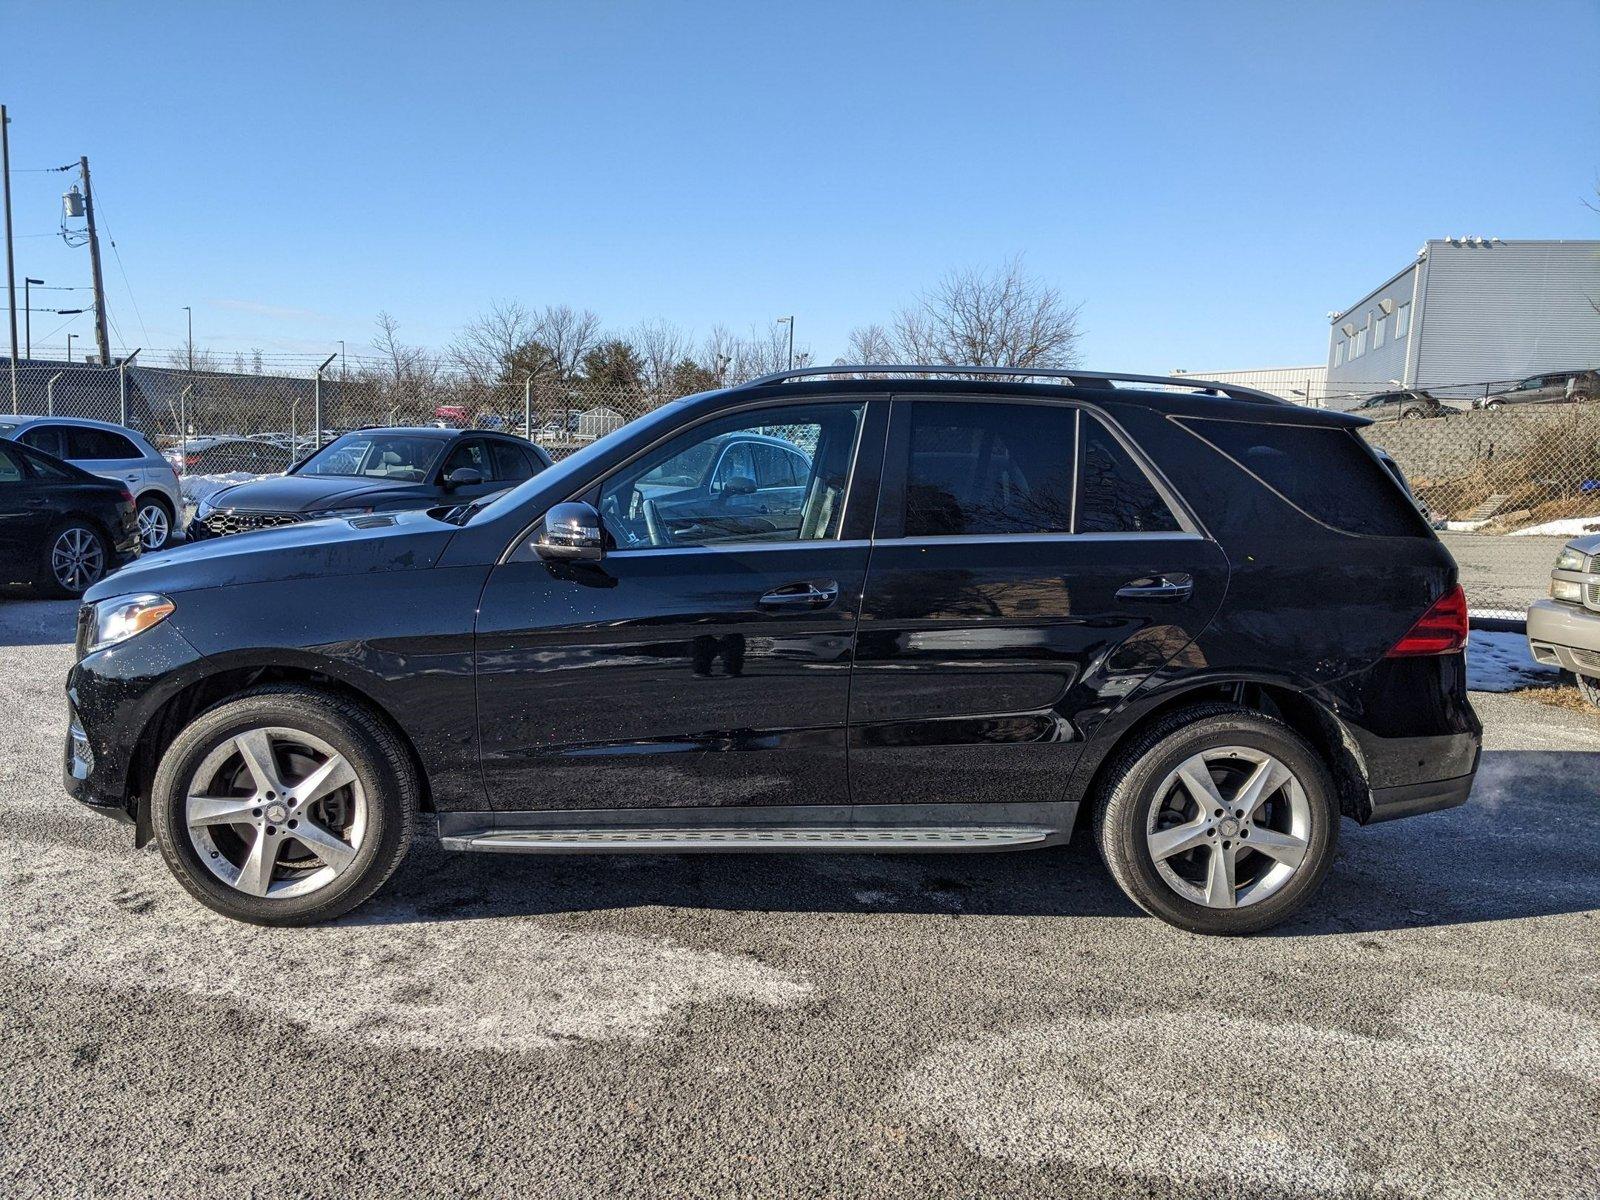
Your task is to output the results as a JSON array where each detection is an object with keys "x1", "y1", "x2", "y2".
[
  {"x1": 1577, "y1": 674, "x2": 1600, "y2": 710},
  {"x1": 150, "y1": 686, "x2": 417, "y2": 925},
  {"x1": 37, "y1": 518, "x2": 111, "y2": 598},
  {"x1": 136, "y1": 493, "x2": 175, "y2": 551},
  {"x1": 1402, "y1": 407, "x2": 1423, "y2": 420},
  {"x1": 1093, "y1": 703, "x2": 1340, "y2": 935}
]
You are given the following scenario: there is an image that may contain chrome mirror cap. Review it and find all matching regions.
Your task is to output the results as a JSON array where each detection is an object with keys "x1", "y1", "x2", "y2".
[{"x1": 536, "y1": 501, "x2": 605, "y2": 562}]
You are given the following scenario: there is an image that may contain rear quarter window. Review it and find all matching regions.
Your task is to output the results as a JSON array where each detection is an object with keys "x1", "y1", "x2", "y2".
[{"x1": 1178, "y1": 418, "x2": 1428, "y2": 537}]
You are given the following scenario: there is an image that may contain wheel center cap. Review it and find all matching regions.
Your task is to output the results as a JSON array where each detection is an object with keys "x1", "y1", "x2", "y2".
[
  {"x1": 266, "y1": 803, "x2": 288, "y2": 823},
  {"x1": 1218, "y1": 817, "x2": 1240, "y2": 837}
]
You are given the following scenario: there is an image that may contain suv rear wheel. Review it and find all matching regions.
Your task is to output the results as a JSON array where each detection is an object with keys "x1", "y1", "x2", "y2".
[
  {"x1": 151, "y1": 687, "x2": 416, "y2": 925},
  {"x1": 1094, "y1": 704, "x2": 1339, "y2": 934},
  {"x1": 136, "y1": 493, "x2": 174, "y2": 551}
]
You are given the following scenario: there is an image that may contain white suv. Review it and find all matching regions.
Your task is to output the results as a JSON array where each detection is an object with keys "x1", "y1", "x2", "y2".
[{"x1": 0, "y1": 416, "x2": 184, "y2": 550}]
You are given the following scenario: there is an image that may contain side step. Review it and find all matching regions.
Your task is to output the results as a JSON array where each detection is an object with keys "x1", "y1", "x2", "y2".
[{"x1": 437, "y1": 802, "x2": 1076, "y2": 856}]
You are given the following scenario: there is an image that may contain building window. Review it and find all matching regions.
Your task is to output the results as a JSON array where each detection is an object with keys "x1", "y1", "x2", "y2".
[
  {"x1": 1394, "y1": 302, "x2": 1410, "y2": 340},
  {"x1": 1334, "y1": 340, "x2": 1346, "y2": 366},
  {"x1": 1374, "y1": 312, "x2": 1387, "y2": 350}
]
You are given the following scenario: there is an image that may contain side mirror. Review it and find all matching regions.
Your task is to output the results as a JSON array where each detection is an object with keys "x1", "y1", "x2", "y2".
[
  {"x1": 445, "y1": 466, "x2": 484, "y2": 490},
  {"x1": 720, "y1": 475, "x2": 757, "y2": 497},
  {"x1": 536, "y1": 500, "x2": 605, "y2": 562}
]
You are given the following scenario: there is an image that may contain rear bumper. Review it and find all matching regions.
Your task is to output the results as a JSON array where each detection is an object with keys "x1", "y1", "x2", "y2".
[{"x1": 1365, "y1": 770, "x2": 1476, "y2": 823}]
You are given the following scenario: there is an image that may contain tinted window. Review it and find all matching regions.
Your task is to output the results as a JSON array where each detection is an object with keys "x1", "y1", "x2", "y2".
[
  {"x1": 903, "y1": 401, "x2": 1075, "y2": 537},
  {"x1": 442, "y1": 440, "x2": 491, "y2": 478},
  {"x1": 1076, "y1": 415, "x2": 1182, "y2": 534},
  {"x1": 1183, "y1": 418, "x2": 1426, "y2": 537},
  {"x1": 714, "y1": 442, "x2": 756, "y2": 489},
  {"x1": 64, "y1": 427, "x2": 140, "y2": 460},
  {"x1": 17, "y1": 426, "x2": 65, "y2": 457},
  {"x1": 754, "y1": 445, "x2": 803, "y2": 488},
  {"x1": 491, "y1": 441, "x2": 536, "y2": 482},
  {"x1": 0, "y1": 444, "x2": 21, "y2": 483}
]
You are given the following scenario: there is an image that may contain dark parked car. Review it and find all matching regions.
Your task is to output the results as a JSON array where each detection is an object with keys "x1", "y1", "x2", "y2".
[
  {"x1": 64, "y1": 366, "x2": 1480, "y2": 935},
  {"x1": 0, "y1": 440, "x2": 140, "y2": 596},
  {"x1": 188, "y1": 426, "x2": 553, "y2": 538},
  {"x1": 165, "y1": 436, "x2": 295, "y2": 476},
  {"x1": 1349, "y1": 389, "x2": 1449, "y2": 421}
]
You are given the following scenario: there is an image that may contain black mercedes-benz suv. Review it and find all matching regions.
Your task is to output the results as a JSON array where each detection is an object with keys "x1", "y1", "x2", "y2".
[{"x1": 63, "y1": 366, "x2": 1480, "y2": 934}]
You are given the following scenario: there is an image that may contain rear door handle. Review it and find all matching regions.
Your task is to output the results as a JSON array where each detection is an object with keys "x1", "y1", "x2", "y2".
[
  {"x1": 1116, "y1": 573, "x2": 1194, "y2": 602},
  {"x1": 759, "y1": 580, "x2": 839, "y2": 610}
]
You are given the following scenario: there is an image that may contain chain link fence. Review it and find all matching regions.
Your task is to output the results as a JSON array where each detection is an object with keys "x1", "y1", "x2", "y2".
[{"x1": 9, "y1": 356, "x2": 1596, "y2": 620}]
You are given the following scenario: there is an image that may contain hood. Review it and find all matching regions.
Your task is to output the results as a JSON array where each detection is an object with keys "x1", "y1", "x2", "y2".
[
  {"x1": 86, "y1": 508, "x2": 456, "y2": 600},
  {"x1": 206, "y1": 473, "x2": 424, "y2": 513},
  {"x1": 1566, "y1": 531, "x2": 1600, "y2": 557}
]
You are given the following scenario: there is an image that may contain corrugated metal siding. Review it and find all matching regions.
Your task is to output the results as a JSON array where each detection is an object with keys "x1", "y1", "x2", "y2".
[
  {"x1": 1170, "y1": 366, "x2": 1328, "y2": 404},
  {"x1": 1412, "y1": 240, "x2": 1600, "y2": 390},
  {"x1": 1326, "y1": 260, "x2": 1420, "y2": 393}
]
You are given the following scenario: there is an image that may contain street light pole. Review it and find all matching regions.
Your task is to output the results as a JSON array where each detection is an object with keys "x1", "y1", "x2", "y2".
[
  {"x1": 3, "y1": 104, "x2": 18, "y2": 413},
  {"x1": 339, "y1": 340, "x2": 346, "y2": 381},
  {"x1": 183, "y1": 305, "x2": 193, "y2": 371},
  {"x1": 777, "y1": 315, "x2": 794, "y2": 371},
  {"x1": 67, "y1": 333, "x2": 77, "y2": 362},
  {"x1": 24, "y1": 276, "x2": 40, "y2": 358}
]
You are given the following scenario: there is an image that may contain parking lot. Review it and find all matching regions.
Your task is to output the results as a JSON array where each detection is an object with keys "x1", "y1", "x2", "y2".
[{"x1": 2, "y1": 597, "x2": 1597, "y2": 1200}]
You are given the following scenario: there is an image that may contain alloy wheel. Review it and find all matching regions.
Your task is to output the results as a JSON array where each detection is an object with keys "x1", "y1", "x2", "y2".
[
  {"x1": 1145, "y1": 746, "x2": 1312, "y2": 909},
  {"x1": 51, "y1": 526, "x2": 106, "y2": 593},
  {"x1": 185, "y1": 726, "x2": 368, "y2": 899},
  {"x1": 137, "y1": 502, "x2": 171, "y2": 550}
]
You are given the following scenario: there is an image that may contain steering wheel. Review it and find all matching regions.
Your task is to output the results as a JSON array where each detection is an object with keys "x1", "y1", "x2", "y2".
[{"x1": 642, "y1": 497, "x2": 671, "y2": 547}]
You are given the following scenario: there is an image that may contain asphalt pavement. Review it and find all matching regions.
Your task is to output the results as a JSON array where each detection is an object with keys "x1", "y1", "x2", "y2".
[{"x1": 2, "y1": 596, "x2": 1597, "y2": 1199}]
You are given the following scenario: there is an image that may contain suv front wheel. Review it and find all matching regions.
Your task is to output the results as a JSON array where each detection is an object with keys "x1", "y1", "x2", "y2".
[
  {"x1": 151, "y1": 687, "x2": 416, "y2": 925},
  {"x1": 1094, "y1": 704, "x2": 1339, "y2": 935}
]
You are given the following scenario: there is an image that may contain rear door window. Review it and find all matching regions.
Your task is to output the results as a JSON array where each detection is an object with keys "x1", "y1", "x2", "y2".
[
  {"x1": 1075, "y1": 415, "x2": 1182, "y2": 534},
  {"x1": 491, "y1": 441, "x2": 536, "y2": 482},
  {"x1": 64, "y1": 427, "x2": 141, "y2": 461},
  {"x1": 902, "y1": 401, "x2": 1077, "y2": 536},
  {"x1": 1180, "y1": 418, "x2": 1427, "y2": 537}
]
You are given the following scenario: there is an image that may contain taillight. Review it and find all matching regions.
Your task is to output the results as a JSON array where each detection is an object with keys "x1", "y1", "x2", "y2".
[{"x1": 1386, "y1": 585, "x2": 1468, "y2": 657}]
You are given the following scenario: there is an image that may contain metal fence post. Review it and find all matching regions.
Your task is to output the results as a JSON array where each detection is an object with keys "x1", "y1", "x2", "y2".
[
  {"x1": 524, "y1": 374, "x2": 532, "y2": 440},
  {"x1": 179, "y1": 384, "x2": 192, "y2": 470},
  {"x1": 116, "y1": 347, "x2": 141, "y2": 427},
  {"x1": 47, "y1": 370, "x2": 62, "y2": 415},
  {"x1": 313, "y1": 352, "x2": 336, "y2": 451}
]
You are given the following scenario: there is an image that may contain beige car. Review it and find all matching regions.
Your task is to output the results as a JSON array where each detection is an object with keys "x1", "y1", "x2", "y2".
[{"x1": 1527, "y1": 532, "x2": 1600, "y2": 707}]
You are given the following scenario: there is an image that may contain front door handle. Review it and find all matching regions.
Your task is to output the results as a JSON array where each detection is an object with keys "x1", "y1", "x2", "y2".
[
  {"x1": 759, "y1": 580, "x2": 839, "y2": 610},
  {"x1": 1116, "y1": 573, "x2": 1194, "y2": 602}
]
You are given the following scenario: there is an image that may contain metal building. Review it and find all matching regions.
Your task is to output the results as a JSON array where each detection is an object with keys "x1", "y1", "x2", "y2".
[
  {"x1": 1170, "y1": 365, "x2": 1328, "y2": 405},
  {"x1": 1324, "y1": 238, "x2": 1600, "y2": 401}
]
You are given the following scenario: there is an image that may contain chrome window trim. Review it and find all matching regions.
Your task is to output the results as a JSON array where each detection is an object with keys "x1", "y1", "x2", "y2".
[
  {"x1": 593, "y1": 538, "x2": 874, "y2": 560},
  {"x1": 882, "y1": 531, "x2": 1206, "y2": 549}
]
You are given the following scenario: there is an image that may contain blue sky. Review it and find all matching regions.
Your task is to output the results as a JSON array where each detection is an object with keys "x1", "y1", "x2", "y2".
[{"x1": 4, "y1": 0, "x2": 1597, "y2": 371}]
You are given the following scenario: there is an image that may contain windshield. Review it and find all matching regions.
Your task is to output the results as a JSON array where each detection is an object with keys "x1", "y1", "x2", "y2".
[{"x1": 295, "y1": 433, "x2": 444, "y2": 481}]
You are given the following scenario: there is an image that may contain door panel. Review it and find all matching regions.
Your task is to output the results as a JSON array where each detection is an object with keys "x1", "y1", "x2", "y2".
[
  {"x1": 849, "y1": 535, "x2": 1228, "y2": 806},
  {"x1": 475, "y1": 544, "x2": 867, "y2": 811}
]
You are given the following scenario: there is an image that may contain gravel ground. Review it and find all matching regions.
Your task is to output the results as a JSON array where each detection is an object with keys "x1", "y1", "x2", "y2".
[{"x1": 2, "y1": 596, "x2": 1597, "y2": 1199}]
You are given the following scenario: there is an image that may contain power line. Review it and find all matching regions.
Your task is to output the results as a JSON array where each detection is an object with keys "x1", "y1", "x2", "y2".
[{"x1": 88, "y1": 188, "x2": 151, "y2": 348}]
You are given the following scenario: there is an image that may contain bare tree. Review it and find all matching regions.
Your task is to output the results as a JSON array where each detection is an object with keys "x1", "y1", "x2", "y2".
[
  {"x1": 531, "y1": 305, "x2": 602, "y2": 380},
  {"x1": 628, "y1": 319, "x2": 695, "y2": 393},
  {"x1": 371, "y1": 311, "x2": 440, "y2": 418},
  {"x1": 844, "y1": 323, "x2": 897, "y2": 363},
  {"x1": 887, "y1": 257, "x2": 1083, "y2": 368},
  {"x1": 449, "y1": 300, "x2": 535, "y2": 383}
]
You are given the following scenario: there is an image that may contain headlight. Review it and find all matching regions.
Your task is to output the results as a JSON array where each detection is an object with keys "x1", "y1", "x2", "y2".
[
  {"x1": 195, "y1": 495, "x2": 217, "y2": 519},
  {"x1": 87, "y1": 594, "x2": 175, "y2": 654},
  {"x1": 1554, "y1": 547, "x2": 1588, "y2": 572},
  {"x1": 1552, "y1": 579, "x2": 1584, "y2": 603}
]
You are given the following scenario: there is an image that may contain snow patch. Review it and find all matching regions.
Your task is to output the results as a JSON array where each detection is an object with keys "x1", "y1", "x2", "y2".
[
  {"x1": 1468, "y1": 629, "x2": 1559, "y2": 692},
  {"x1": 1510, "y1": 515, "x2": 1600, "y2": 538}
]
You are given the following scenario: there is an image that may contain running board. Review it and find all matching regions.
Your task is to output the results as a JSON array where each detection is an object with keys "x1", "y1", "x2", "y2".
[{"x1": 437, "y1": 801, "x2": 1075, "y2": 856}]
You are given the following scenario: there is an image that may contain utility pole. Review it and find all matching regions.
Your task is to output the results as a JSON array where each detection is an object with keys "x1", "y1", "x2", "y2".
[
  {"x1": 79, "y1": 156, "x2": 111, "y2": 366},
  {"x1": 183, "y1": 305, "x2": 193, "y2": 370},
  {"x1": 3, "y1": 104, "x2": 18, "y2": 412}
]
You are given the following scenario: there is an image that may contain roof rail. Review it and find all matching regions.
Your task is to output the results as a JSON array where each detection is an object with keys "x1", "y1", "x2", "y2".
[{"x1": 737, "y1": 363, "x2": 1291, "y2": 407}]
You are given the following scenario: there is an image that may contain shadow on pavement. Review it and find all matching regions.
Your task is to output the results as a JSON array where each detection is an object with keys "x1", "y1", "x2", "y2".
[{"x1": 354, "y1": 747, "x2": 1600, "y2": 935}]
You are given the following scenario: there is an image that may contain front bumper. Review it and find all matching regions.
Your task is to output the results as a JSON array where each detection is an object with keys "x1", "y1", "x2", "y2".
[
  {"x1": 1527, "y1": 598, "x2": 1600, "y2": 679},
  {"x1": 62, "y1": 617, "x2": 208, "y2": 826}
]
